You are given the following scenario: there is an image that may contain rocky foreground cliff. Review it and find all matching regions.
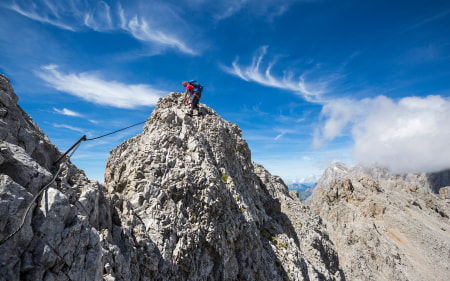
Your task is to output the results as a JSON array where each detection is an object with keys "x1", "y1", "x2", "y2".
[
  {"x1": 0, "y1": 74, "x2": 343, "y2": 281},
  {"x1": 0, "y1": 74, "x2": 111, "y2": 281},
  {"x1": 311, "y1": 163, "x2": 450, "y2": 281}
]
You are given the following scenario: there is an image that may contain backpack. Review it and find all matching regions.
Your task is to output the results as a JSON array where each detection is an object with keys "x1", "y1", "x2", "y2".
[{"x1": 188, "y1": 80, "x2": 203, "y2": 93}]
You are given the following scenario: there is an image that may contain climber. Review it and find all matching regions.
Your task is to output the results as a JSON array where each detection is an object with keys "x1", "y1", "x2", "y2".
[{"x1": 182, "y1": 80, "x2": 203, "y2": 116}]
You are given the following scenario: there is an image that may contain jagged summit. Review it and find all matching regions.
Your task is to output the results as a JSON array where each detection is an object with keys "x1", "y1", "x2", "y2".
[
  {"x1": 103, "y1": 92, "x2": 343, "y2": 280},
  {"x1": 1, "y1": 79, "x2": 342, "y2": 281}
]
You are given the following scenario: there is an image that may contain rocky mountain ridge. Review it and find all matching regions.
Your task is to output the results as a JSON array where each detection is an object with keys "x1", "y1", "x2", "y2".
[
  {"x1": 311, "y1": 162, "x2": 450, "y2": 281},
  {"x1": 0, "y1": 74, "x2": 343, "y2": 280},
  {"x1": 101, "y1": 92, "x2": 343, "y2": 280}
]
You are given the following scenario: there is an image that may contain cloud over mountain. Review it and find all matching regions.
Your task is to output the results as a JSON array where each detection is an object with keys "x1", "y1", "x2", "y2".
[{"x1": 315, "y1": 95, "x2": 450, "y2": 173}]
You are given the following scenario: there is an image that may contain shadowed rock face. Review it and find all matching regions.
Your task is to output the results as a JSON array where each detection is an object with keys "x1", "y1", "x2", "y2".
[
  {"x1": 0, "y1": 75, "x2": 60, "y2": 171},
  {"x1": 1, "y1": 75, "x2": 343, "y2": 281},
  {"x1": 0, "y1": 74, "x2": 110, "y2": 281},
  {"x1": 312, "y1": 162, "x2": 450, "y2": 281}
]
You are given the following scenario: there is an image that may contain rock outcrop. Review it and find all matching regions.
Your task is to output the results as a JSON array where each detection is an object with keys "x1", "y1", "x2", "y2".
[
  {"x1": 0, "y1": 74, "x2": 110, "y2": 280},
  {"x1": 0, "y1": 74, "x2": 343, "y2": 281},
  {"x1": 102, "y1": 92, "x2": 343, "y2": 280},
  {"x1": 311, "y1": 162, "x2": 450, "y2": 281}
]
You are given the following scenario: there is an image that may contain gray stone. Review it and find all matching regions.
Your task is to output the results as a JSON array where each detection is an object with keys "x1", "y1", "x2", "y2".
[
  {"x1": 0, "y1": 74, "x2": 59, "y2": 170},
  {"x1": 439, "y1": 186, "x2": 450, "y2": 201},
  {"x1": 0, "y1": 74, "x2": 108, "y2": 281},
  {"x1": 312, "y1": 162, "x2": 450, "y2": 281}
]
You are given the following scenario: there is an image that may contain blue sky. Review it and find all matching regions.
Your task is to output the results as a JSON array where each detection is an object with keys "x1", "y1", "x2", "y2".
[{"x1": 1, "y1": 0, "x2": 450, "y2": 184}]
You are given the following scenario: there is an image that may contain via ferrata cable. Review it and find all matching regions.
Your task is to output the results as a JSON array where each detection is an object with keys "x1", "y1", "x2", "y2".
[{"x1": 0, "y1": 120, "x2": 146, "y2": 245}]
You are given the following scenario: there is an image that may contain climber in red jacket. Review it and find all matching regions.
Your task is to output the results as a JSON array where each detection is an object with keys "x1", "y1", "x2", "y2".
[{"x1": 182, "y1": 81, "x2": 203, "y2": 116}]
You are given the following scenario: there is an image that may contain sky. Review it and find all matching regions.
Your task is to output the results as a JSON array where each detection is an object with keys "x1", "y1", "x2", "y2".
[{"x1": 1, "y1": 0, "x2": 450, "y2": 185}]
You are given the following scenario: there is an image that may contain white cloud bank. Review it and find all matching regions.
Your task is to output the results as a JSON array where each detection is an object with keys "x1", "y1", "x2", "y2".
[
  {"x1": 37, "y1": 65, "x2": 165, "y2": 109},
  {"x1": 223, "y1": 47, "x2": 450, "y2": 174},
  {"x1": 315, "y1": 95, "x2": 450, "y2": 173}
]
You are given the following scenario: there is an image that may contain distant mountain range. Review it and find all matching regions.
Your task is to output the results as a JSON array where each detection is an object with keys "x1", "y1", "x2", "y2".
[{"x1": 288, "y1": 182, "x2": 316, "y2": 202}]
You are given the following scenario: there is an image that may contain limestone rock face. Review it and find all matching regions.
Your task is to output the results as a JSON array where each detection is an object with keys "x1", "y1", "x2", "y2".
[
  {"x1": 0, "y1": 74, "x2": 59, "y2": 171},
  {"x1": 1, "y1": 75, "x2": 343, "y2": 281},
  {"x1": 252, "y1": 164, "x2": 344, "y2": 281},
  {"x1": 103, "y1": 92, "x2": 343, "y2": 280},
  {"x1": 0, "y1": 74, "x2": 110, "y2": 281},
  {"x1": 312, "y1": 162, "x2": 450, "y2": 281}
]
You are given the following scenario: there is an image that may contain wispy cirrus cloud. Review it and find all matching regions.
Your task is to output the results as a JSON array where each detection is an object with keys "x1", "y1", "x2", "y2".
[
  {"x1": 221, "y1": 46, "x2": 332, "y2": 102},
  {"x1": 53, "y1": 107, "x2": 83, "y2": 117},
  {"x1": 5, "y1": 0, "x2": 195, "y2": 55},
  {"x1": 7, "y1": 1, "x2": 76, "y2": 31},
  {"x1": 205, "y1": 0, "x2": 308, "y2": 21},
  {"x1": 36, "y1": 65, "x2": 166, "y2": 109},
  {"x1": 406, "y1": 8, "x2": 450, "y2": 31},
  {"x1": 118, "y1": 6, "x2": 196, "y2": 55},
  {"x1": 53, "y1": 107, "x2": 99, "y2": 124},
  {"x1": 53, "y1": 123, "x2": 85, "y2": 134},
  {"x1": 274, "y1": 129, "x2": 296, "y2": 141},
  {"x1": 83, "y1": 1, "x2": 114, "y2": 31}
]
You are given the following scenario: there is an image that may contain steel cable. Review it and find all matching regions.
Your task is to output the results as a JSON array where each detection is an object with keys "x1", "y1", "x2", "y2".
[
  {"x1": 1, "y1": 120, "x2": 146, "y2": 245},
  {"x1": 0, "y1": 141, "x2": 82, "y2": 245}
]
